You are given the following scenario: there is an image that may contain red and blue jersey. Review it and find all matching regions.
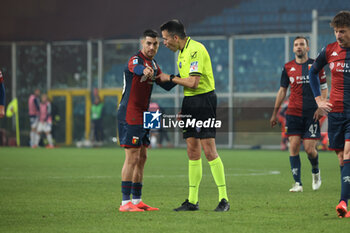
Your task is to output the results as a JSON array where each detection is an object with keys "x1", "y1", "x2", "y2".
[
  {"x1": 281, "y1": 58, "x2": 327, "y2": 117},
  {"x1": 312, "y1": 42, "x2": 350, "y2": 113},
  {"x1": 117, "y1": 51, "x2": 162, "y2": 125}
]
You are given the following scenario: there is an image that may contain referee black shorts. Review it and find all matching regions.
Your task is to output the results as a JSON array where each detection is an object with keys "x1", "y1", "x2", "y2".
[{"x1": 181, "y1": 90, "x2": 217, "y2": 139}]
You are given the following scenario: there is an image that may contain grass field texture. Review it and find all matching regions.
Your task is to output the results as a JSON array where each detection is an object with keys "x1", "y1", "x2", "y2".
[{"x1": 1, "y1": 147, "x2": 350, "y2": 233}]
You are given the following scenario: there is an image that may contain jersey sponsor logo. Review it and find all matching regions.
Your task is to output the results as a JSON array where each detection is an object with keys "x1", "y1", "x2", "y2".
[
  {"x1": 190, "y1": 61, "x2": 199, "y2": 72},
  {"x1": 132, "y1": 136, "x2": 139, "y2": 145},
  {"x1": 329, "y1": 62, "x2": 334, "y2": 70},
  {"x1": 295, "y1": 75, "x2": 310, "y2": 84},
  {"x1": 289, "y1": 77, "x2": 295, "y2": 84},
  {"x1": 290, "y1": 76, "x2": 310, "y2": 84},
  {"x1": 333, "y1": 62, "x2": 350, "y2": 73},
  {"x1": 133, "y1": 59, "x2": 138, "y2": 64},
  {"x1": 331, "y1": 51, "x2": 339, "y2": 56},
  {"x1": 290, "y1": 67, "x2": 296, "y2": 72}
]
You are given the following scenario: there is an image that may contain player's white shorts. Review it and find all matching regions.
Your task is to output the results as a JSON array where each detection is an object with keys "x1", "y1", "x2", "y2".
[
  {"x1": 30, "y1": 116, "x2": 39, "y2": 129},
  {"x1": 37, "y1": 122, "x2": 52, "y2": 133}
]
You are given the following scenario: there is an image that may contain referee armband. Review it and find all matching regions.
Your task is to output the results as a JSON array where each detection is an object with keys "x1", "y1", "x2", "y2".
[
  {"x1": 133, "y1": 65, "x2": 146, "y2": 76},
  {"x1": 320, "y1": 82, "x2": 328, "y2": 90}
]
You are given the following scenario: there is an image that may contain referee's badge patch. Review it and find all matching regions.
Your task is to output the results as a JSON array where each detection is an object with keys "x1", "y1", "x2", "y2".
[{"x1": 190, "y1": 61, "x2": 199, "y2": 72}]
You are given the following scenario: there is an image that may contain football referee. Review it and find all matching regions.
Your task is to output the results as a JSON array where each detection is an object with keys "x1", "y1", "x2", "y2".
[{"x1": 158, "y1": 19, "x2": 230, "y2": 211}]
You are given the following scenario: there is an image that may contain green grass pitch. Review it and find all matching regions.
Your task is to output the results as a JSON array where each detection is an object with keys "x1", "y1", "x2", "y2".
[{"x1": 1, "y1": 147, "x2": 350, "y2": 233}]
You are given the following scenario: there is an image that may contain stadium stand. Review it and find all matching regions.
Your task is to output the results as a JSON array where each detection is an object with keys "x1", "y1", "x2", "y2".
[{"x1": 188, "y1": 0, "x2": 350, "y2": 35}]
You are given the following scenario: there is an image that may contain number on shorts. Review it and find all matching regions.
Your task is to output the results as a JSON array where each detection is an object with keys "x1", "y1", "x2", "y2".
[{"x1": 308, "y1": 124, "x2": 318, "y2": 137}]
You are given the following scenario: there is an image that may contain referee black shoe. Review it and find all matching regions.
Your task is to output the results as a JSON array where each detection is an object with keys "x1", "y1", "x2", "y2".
[
  {"x1": 173, "y1": 199, "x2": 199, "y2": 211},
  {"x1": 214, "y1": 198, "x2": 230, "y2": 212}
]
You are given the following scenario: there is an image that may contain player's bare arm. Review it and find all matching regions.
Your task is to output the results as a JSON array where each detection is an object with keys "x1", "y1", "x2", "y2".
[
  {"x1": 270, "y1": 87, "x2": 287, "y2": 128},
  {"x1": 157, "y1": 73, "x2": 200, "y2": 89},
  {"x1": 315, "y1": 96, "x2": 333, "y2": 114}
]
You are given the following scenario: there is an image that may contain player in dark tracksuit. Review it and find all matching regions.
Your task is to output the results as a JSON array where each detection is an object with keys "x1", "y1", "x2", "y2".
[
  {"x1": 309, "y1": 11, "x2": 350, "y2": 218},
  {"x1": 117, "y1": 29, "x2": 175, "y2": 212},
  {"x1": 271, "y1": 36, "x2": 327, "y2": 193}
]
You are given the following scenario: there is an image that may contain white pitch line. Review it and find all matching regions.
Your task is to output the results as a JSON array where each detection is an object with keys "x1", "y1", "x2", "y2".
[{"x1": 0, "y1": 170, "x2": 280, "y2": 180}]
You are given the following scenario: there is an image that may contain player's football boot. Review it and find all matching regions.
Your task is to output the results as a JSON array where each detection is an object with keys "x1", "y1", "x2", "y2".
[
  {"x1": 135, "y1": 201, "x2": 159, "y2": 211},
  {"x1": 173, "y1": 199, "x2": 199, "y2": 211},
  {"x1": 46, "y1": 145, "x2": 55, "y2": 149},
  {"x1": 345, "y1": 210, "x2": 350, "y2": 218},
  {"x1": 119, "y1": 202, "x2": 144, "y2": 212},
  {"x1": 312, "y1": 171, "x2": 321, "y2": 190},
  {"x1": 214, "y1": 198, "x2": 230, "y2": 212},
  {"x1": 289, "y1": 182, "x2": 303, "y2": 192},
  {"x1": 336, "y1": 200, "x2": 347, "y2": 218}
]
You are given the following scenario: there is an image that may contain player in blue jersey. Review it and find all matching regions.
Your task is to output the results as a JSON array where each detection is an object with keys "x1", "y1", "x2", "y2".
[
  {"x1": 0, "y1": 70, "x2": 5, "y2": 118},
  {"x1": 118, "y1": 29, "x2": 175, "y2": 212},
  {"x1": 271, "y1": 36, "x2": 327, "y2": 192},
  {"x1": 309, "y1": 11, "x2": 350, "y2": 218}
]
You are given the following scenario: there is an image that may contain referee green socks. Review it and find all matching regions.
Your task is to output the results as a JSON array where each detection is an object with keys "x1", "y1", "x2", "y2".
[
  {"x1": 209, "y1": 156, "x2": 228, "y2": 201},
  {"x1": 188, "y1": 159, "x2": 202, "y2": 204}
]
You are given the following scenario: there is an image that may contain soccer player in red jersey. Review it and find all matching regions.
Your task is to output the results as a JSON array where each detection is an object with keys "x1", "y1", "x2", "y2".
[
  {"x1": 271, "y1": 36, "x2": 327, "y2": 192},
  {"x1": 0, "y1": 70, "x2": 5, "y2": 118},
  {"x1": 309, "y1": 11, "x2": 350, "y2": 218},
  {"x1": 117, "y1": 29, "x2": 175, "y2": 212}
]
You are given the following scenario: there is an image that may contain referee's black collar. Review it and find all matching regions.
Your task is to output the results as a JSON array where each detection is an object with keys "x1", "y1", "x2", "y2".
[{"x1": 181, "y1": 37, "x2": 191, "y2": 53}]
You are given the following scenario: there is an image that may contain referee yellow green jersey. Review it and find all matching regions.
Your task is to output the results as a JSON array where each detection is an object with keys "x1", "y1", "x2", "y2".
[{"x1": 177, "y1": 37, "x2": 215, "y2": 96}]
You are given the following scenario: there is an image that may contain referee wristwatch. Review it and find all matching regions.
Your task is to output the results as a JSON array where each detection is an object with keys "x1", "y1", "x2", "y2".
[{"x1": 169, "y1": 74, "x2": 175, "y2": 83}]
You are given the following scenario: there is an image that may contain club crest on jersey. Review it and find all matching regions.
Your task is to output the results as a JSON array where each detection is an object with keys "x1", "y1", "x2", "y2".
[
  {"x1": 190, "y1": 61, "x2": 199, "y2": 72},
  {"x1": 308, "y1": 64, "x2": 312, "y2": 70},
  {"x1": 132, "y1": 136, "x2": 139, "y2": 145},
  {"x1": 179, "y1": 62, "x2": 182, "y2": 69},
  {"x1": 133, "y1": 59, "x2": 138, "y2": 65}
]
